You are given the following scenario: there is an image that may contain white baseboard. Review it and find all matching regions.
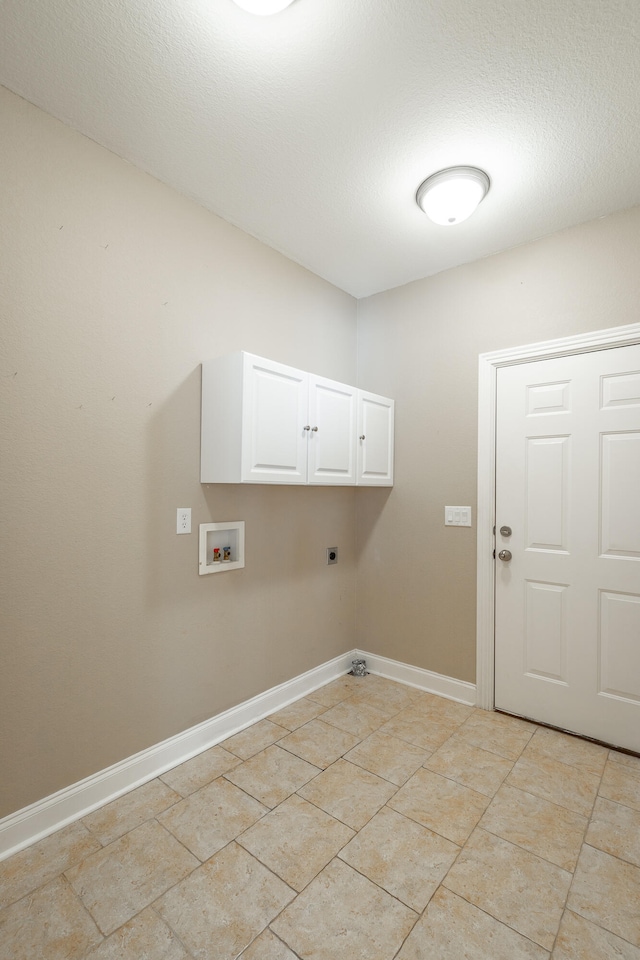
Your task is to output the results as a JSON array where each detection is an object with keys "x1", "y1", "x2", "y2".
[
  {"x1": 357, "y1": 649, "x2": 477, "y2": 705},
  {"x1": 0, "y1": 648, "x2": 476, "y2": 862},
  {"x1": 0, "y1": 651, "x2": 355, "y2": 862}
]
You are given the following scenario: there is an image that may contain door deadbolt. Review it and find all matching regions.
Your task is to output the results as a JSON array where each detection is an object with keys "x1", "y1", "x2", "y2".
[
  {"x1": 499, "y1": 525, "x2": 512, "y2": 537},
  {"x1": 498, "y1": 549, "x2": 512, "y2": 561}
]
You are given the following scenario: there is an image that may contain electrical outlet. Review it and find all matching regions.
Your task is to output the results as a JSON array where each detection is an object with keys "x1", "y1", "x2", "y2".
[
  {"x1": 177, "y1": 508, "x2": 191, "y2": 534},
  {"x1": 326, "y1": 547, "x2": 338, "y2": 564}
]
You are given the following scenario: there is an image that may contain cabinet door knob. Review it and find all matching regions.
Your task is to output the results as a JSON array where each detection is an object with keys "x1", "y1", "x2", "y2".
[
  {"x1": 303, "y1": 425, "x2": 311, "y2": 431},
  {"x1": 311, "y1": 426, "x2": 318, "y2": 432},
  {"x1": 359, "y1": 435, "x2": 365, "y2": 440}
]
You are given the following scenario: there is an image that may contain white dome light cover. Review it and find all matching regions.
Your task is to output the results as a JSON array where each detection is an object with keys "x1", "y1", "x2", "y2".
[
  {"x1": 416, "y1": 166, "x2": 490, "y2": 226},
  {"x1": 232, "y1": 0, "x2": 295, "y2": 14}
]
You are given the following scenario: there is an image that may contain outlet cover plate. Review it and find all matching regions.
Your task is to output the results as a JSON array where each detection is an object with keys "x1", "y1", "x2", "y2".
[
  {"x1": 326, "y1": 547, "x2": 338, "y2": 564},
  {"x1": 177, "y1": 507, "x2": 192, "y2": 534}
]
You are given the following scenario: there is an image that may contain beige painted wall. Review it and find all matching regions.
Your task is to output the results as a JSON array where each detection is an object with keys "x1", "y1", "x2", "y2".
[
  {"x1": 0, "y1": 87, "x2": 358, "y2": 818},
  {"x1": 3, "y1": 81, "x2": 640, "y2": 821},
  {"x1": 356, "y1": 205, "x2": 640, "y2": 683}
]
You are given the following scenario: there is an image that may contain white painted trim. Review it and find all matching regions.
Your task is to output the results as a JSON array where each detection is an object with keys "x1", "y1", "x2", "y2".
[
  {"x1": 0, "y1": 651, "x2": 354, "y2": 862},
  {"x1": 476, "y1": 353, "x2": 498, "y2": 710},
  {"x1": 0, "y1": 648, "x2": 476, "y2": 861},
  {"x1": 476, "y1": 322, "x2": 640, "y2": 711},
  {"x1": 358, "y1": 649, "x2": 476, "y2": 705}
]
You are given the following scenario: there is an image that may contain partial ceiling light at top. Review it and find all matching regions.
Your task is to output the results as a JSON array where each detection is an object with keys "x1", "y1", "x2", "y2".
[
  {"x1": 232, "y1": 0, "x2": 295, "y2": 13},
  {"x1": 416, "y1": 166, "x2": 490, "y2": 225}
]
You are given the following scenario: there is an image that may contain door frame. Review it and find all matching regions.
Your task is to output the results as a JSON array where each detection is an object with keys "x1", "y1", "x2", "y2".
[{"x1": 475, "y1": 322, "x2": 640, "y2": 711}]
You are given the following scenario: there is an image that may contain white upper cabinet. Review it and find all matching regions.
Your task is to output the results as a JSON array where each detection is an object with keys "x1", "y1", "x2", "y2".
[
  {"x1": 357, "y1": 391, "x2": 395, "y2": 486},
  {"x1": 307, "y1": 375, "x2": 357, "y2": 484},
  {"x1": 201, "y1": 352, "x2": 393, "y2": 486},
  {"x1": 242, "y1": 355, "x2": 308, "y2": 483}
]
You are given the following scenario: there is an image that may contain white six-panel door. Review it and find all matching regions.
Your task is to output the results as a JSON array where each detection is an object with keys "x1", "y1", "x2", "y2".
[{"x1": 494, "y1": 344, "x2": 640, "y2": 751}]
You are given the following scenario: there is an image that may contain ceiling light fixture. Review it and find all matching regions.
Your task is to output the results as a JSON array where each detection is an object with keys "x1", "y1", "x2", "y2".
[
  {"x1": 231, "y1": 0, "x2": 296, "y2": 14},
  {"x1": 416, "y1": 166, "x2": 490, "y2": 226}
]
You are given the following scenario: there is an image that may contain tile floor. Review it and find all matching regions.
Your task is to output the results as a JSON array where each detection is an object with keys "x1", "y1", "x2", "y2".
[{"x1": 1, "y1": 673, "x2": 640, "y2": 959}]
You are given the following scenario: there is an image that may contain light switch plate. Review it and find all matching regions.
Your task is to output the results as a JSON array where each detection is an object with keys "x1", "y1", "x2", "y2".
[{"x1": 445, "y1": 506, "x2": 472, "y2": 527}]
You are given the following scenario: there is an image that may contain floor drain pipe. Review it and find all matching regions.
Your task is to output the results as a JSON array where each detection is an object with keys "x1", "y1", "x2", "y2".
[{"x1": 350, "y1": 658, "x2": 368, "y2": 676}]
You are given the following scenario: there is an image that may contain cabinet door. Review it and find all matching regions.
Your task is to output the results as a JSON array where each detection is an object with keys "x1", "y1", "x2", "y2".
[
  {"x1": 307, "y1": 375, "x2": 357, "y2": 485},
  {"x1": 357, "y1": 391, "x2": 394, "y2": 485},
  {"x1": 241, "y1": 355, "x2": 308, "y2": 483}
]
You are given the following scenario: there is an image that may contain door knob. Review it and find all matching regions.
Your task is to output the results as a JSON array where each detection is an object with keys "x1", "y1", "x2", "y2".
[{"x1": 498, "y1": 549, "x2": 512, "y2": 561}]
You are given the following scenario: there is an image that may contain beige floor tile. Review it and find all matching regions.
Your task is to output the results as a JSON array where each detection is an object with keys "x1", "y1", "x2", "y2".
[
  {"x1": 14, "y1": 676, "x2": 640, "y2": 960},
  {"x1": 443, "y1": 828, "x2": 572, "y2": 950},
  {"x1": 338, "y1": 806, "x2": 459, "y2": 912},
  {"x1": 222, "y1": 720, "x2": 289, "y2": 760},
  {"x1": 305, "y1": 675, "x2": 364, "y2": 706},
  {"x1": 456, "y1": 710, "x2": 536, "y2": 760},
  {"x1": 0, "y1": 875, "x2": 102, "y2": 960},
  {"x1": 239, "y1": 928, "x2": 299, "y2": 959},
  {"x1": 609, "y1": 750, "x2": 640, "y2": 774},
  {"x1": 347, "y1": 677, "x2": 422, "y2": 715},
  {"x1": 224, "y1": 744, "x2": 320, "y2": 808},
  {"x1": 396, "y1": 886, "x2": 549, "y2": 960},
  {"x1": 157, "y1": 776, "x2": 267, "y2": 861},
  {"x1": 267, "y1": 696, "x2": 327, "y2": 730},
  {"x1": 65, "y1": 819, "x2": 198, "y2": 935},
  {"x1": 155, "y1": 842, "x2": 295, "y2": 960},
  {"x1": 277, "y1": 718, "x2": 359, "y2": 768},
  {"x1": 337, "y1": 695, "x2": 403, "y2": 721},
  {"x1": 271, "y1": 857, "x2": 417, "y2": 960},
  {"x1": 389, "y1": 767, "x2": 489, "y2": 845},
  {"x1": 82, "y1": 779, "x2": 181, "y2": 845},
  {"x1": 425, "y1": 735, "x2": 514, "y2": 797},
  {"x1": 298, "y1": 757, "x2": 396, "y2": 830},
  {"x1": 0, "y1": 820, "x2": 102, "y2": 909},
  {"x1": 525, "y1": 726, "x2": 608, "y2": 777},
  {"x1": 344, "y1": 731, "x2": 429, "y2": 785},
  {"x1": 586, "y1": 796, "x2": 640, "y2": 867},
  {"x1": 238, "y1": 794, "x2": 354, "y2": 891},
  {"x1": 600, "y1": 759, "x2": 640, "y2": 812},
  {"x1": 379, "y1": 711, "x2": 457, "y2": 752},
  {"x1": 567, "y1": 843, "x2": 640, "y2": 946},
  {"x1": 84, "y1": 905, "x2": 188, "y2": 959},
  {"x1": 506, "y1": 751, "x2": 600, "y2": 817},
  {"x1": 159, "y1": 744, "x2": 242, "y2": 796},
  {"x1": 480, "y1": 783, "x2": 588, "y2": 871},
  {"x1": 320, "y1": 698, "x2": 390, "y2": 738},
  {"x1": 405, "y1": 692, "x2": 475, "y2": 725},
  {"x1": 552, "y1": 909, "x2": 640, "y2": 960}
]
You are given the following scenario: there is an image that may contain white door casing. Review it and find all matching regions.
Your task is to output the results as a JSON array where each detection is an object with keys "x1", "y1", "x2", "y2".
[
  {"x1": 476, "y1": 324, "x2": 640, "y2": 726},
  {"x1": 493, "y1": 346, "x2": 640, "y2": 750}
]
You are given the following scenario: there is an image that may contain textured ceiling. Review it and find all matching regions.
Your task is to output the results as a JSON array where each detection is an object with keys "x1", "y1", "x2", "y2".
[{"x1": 1, "y1": 0, "x2": 639, "y2": 297}]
